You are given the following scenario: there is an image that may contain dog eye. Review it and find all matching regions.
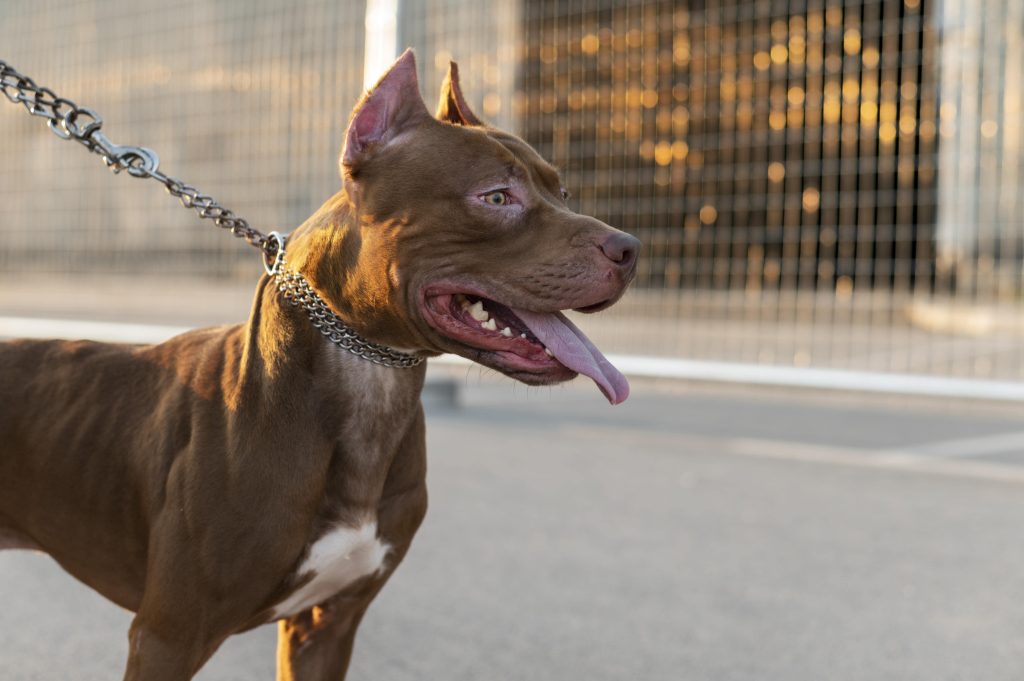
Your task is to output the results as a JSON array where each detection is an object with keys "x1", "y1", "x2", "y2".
[{"x1": 481, "y1": 190, "x2": 509, "y2": 206}]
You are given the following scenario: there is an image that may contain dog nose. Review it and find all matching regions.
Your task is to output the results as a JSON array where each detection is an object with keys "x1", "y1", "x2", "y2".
[{"x1": 599, "y1": 232, "x2": 640, "y2": 271}]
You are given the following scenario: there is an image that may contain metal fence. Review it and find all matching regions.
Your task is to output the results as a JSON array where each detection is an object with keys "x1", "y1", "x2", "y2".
[{"x1": 1, "y1": 0, "x2": 1022, "y2": 386}]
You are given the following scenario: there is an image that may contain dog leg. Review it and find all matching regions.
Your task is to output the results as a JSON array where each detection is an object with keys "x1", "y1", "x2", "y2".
[
  {"x1": 122, "y1": 617, "x2": 220, "y2": 681},
  {"x1": 276, "y1": 598, "x2": 371, "y2": 681}
]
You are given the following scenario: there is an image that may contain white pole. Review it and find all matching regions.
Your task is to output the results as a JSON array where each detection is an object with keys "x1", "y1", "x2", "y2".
[{"x1": 363, "y1": 0, "x2": 399, "y2": 90}]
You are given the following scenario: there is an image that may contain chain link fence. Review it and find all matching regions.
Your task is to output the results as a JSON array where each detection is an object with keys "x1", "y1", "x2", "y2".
[{"x1": 1, "y1": 0, "x2": 1022, "y2": 386}]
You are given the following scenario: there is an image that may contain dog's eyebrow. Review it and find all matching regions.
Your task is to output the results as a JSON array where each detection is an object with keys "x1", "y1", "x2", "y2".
[
  {"x1": 506, "y1": 162, "x2": 527, "y2": 181},
  {"x1": 489, "y1": 133, "x2": 562, "y2": 194},
  {"x1": 535, "y1": 164, "x2": 562, "y2": 190}
]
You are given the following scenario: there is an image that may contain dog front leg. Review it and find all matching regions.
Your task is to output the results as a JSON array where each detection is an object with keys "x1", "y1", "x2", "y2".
[{"x1": 276, "y1": 597, "x2": 372, "y2": 681}]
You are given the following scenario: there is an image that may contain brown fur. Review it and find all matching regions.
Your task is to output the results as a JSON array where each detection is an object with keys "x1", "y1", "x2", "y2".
[{"x1": 0, "y1": 50, "x2": 637, "y2": 680}]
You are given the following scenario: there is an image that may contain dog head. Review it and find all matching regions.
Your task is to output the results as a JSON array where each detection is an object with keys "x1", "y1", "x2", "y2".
[{"x1": 288, "y1": 50, "x2": 640, "y2": 404}]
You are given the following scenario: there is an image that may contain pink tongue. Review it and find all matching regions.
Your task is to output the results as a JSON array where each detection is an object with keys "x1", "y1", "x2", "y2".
[{"x1": 510, "y1": 308, "x2": 630, "y2": 405}]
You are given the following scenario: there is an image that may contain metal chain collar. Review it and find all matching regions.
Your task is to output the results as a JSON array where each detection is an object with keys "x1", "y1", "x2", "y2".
[
  {"x1": 274, "y1": 261, "x2": 423, "y2": 369},
  {"x1": 0, "y1": 59, "x2": 280, "y2": 265}
]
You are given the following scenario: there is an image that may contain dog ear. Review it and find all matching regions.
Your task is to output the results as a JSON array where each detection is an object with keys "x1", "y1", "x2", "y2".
[
  {"x1": 342, "y1": 49, "x2": 431, "y2": 172},
  {"x1": 436, "y1": 61, "x2": 483, "y2": 126}
]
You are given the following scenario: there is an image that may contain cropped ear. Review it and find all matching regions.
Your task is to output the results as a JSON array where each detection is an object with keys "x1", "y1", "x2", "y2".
[
  {"x1": 436, "y1": 61, "x2": 483, "y2": 126},
  {"x1": 342, "y1": 49, "x2": 431, "y2": 172}
]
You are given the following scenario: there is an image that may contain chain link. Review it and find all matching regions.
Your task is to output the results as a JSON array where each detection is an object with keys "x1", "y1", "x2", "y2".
[
  {"x1": 0, "y1": 59, "x2": 278, "y2": 263},
  {"x1": 275, "y1": 262, "x2": 423, "y2": 369}
]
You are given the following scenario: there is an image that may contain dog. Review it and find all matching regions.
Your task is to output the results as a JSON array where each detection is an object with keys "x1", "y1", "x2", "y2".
[{"x1": 0, "y1": 49, "x2": 639, "y2": 680}]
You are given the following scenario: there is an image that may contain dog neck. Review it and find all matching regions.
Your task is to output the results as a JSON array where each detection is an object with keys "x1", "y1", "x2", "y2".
[
  {"x1": 232, "y1": 273, "x2": 426, "y2": 495},
  {"x1": 274, "y1": 189, "x2": 428, "y2": 357},
  {"x1": 272, "y1": 263, "x2": 422, "y2": 368}
]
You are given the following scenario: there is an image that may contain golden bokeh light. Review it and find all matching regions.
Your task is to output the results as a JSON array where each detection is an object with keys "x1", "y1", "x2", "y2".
[
  {"x1": 672, "y1": 140, "x2": 689, "y2": 161},
  {"x1": 654, "y1": 141, "x2": 673, "y2": 166},
  {"x1": 860, "y1": 101, "x2": 878, "y2": 124},
  {"x1": 699, "y1": 205, "x2": 718, "y2": 224},
  {"x1": 802, "y1": 187, "x2": 821, "y2": 212},
  {"x1": 844, "y1": 29, "x2": 862, "y2": 55}
]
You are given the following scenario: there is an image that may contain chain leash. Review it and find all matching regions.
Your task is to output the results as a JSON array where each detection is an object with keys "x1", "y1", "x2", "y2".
[
  {"x1": 1, "y1": 59, "x2": 422, "y2": 369},
  {"x1": 0, "y1": 59, "x2": 280, "y2": 267}
]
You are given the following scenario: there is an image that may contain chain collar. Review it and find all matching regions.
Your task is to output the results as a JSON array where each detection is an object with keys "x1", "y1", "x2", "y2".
[{"x1": 273, "y1": 260, "x2": 424, "y2": 369}]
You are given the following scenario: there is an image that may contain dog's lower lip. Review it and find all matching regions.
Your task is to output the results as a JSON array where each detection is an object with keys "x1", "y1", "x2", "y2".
[{"x1": 421, "y1": 292, "x2": 568, "y2": 374}]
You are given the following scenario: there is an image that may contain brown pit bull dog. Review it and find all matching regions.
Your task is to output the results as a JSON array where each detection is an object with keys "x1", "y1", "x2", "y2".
[{"x1": 0, "y1": 50, "x2": 639, "y2": 680}]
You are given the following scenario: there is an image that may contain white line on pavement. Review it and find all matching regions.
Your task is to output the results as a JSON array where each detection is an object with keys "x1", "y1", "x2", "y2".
[
  {"x1": 0, "y1": 316, "x2": 191, "y2": 344},
  {"x1": 3, "y1": 315, "x2": 1024, "y2": 403},
  {"x1": 903, "y1": 431, "x2": 1024, "y2": 459},
  {"x1": 726, "y1": 437, "x2": 1024, "y2": 484},
  {"x1": 564, "y1": 426, "x2": 1024, "y2": 484}
]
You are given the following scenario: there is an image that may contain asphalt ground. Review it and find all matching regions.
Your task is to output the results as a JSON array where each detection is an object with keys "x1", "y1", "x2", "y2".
[{"x1": 2, "y1": 371, "x2": 1024, "y2": 680}]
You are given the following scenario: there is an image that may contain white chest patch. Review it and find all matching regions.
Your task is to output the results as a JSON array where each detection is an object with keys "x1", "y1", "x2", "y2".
[{"x1": 271, "y1": 522, "x2": 390, "y2": 620}]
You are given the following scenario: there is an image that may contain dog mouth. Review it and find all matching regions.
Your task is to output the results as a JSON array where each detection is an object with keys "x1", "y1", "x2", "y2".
[{"x1": 422, "y1": 291, "x2": 629, "y2": 404}]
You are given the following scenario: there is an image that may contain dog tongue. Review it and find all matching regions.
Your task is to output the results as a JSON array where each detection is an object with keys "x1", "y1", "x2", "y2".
[{"x1": 510, "y1": 308, "x2": 630, "y2": 405}]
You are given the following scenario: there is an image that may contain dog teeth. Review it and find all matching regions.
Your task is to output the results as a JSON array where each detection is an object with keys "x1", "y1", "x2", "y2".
[
  {"x1": 481, "y1": 318, "x2": 497, "y2": 332},
  {"x1": 520, "y1": 333, "x2": 527, "y2": 339},
  {"x1": 468, "y1": 300, "x2": 489, "y2": 322},
  {"x1": 501, "y1": 327, "x2": 513, "y2": 337},
  {"x1": 544, "y1": 348, "x2": 554, "y2": 357}
]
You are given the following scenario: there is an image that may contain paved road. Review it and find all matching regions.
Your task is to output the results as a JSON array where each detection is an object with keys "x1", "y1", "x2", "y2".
[{"x1": 2, "y1": 375, "x2": 1024, "y2": 680}]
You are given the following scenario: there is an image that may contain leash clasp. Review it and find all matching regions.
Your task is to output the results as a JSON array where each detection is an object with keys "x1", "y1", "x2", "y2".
[
  {"x1": 88, "y1": 129, "x2": 161, "y2": 178},
  {"x1": 263, "y1": 231, "x2": 287, "y2": 275}
]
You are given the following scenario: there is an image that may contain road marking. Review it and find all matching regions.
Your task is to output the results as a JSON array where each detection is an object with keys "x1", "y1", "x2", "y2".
[
  {"x1": 600, "y1": 356, "x2": 1024, "y2": 402},
  {"x1": 0, "y1": 316, "x2": 189, "y2": 344},
  {"x1": 726, "y1": 437, "x2": 1024, "y2": 484},
  {"x1": 563, "y1": 423, "x2": 1024, "y2": 484},
  {"x1": 903, "y1": 431, "x2": 1024, "y2": 459},
  {"x1": 4, "y1": 316, "x2": 1024, "y2": 402}
]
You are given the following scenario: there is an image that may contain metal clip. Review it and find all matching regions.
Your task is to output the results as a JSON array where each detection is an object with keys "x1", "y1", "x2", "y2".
[
  {"x1": 263, "y1": 231, "x2": 287, "y2": 276},
  {"x1": 61, "y1": 106, "x2": 103, "y2": 142},
  {"x1": 89, "y1": 129, "x2": 161, "y2": 178}
]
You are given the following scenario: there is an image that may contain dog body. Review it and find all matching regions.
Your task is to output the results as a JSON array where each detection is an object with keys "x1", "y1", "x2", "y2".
[{"x1": 0, "y1": 51, "x2": 638, "y2": 680}]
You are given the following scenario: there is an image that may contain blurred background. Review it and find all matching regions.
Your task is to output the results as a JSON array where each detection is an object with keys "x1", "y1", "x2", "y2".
[
  {"x1": 2, "y1": 1, "x2": 1024, "y2": 680},
  {"x1": 2, "y1": 0, "x2": 1024, "y2": 385}
]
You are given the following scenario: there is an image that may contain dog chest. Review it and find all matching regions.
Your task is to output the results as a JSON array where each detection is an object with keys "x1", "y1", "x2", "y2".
[{"x1": 270, "y1": 522, "x2": 390, "y2": 620}]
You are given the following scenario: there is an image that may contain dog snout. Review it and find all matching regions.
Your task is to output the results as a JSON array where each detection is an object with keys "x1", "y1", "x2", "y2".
[{"x1": 599, "y1": 232, "x2": 641, "y2": 273}]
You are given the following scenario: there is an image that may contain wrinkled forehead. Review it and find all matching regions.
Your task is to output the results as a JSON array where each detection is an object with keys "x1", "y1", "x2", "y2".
[{"x1": 482, "y1": 129, "x2": 563, "y2": 192}]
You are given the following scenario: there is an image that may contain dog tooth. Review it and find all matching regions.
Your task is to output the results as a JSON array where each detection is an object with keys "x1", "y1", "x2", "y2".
[
  {"x1": 481, "y1": 318, "x2": 497, "y2": 331},
  {"x1": 501, "y1": 327, "x2": 513, "y2": 337},
  {"x1": 544, "y1": 347, "x2": 554, "y2": 357},
  {"x1": 520, "y1": 333, "x2": 527, "y2": 339},
  {"x1": 469, "y1": 300, "x2": 489, "y2": 322}
]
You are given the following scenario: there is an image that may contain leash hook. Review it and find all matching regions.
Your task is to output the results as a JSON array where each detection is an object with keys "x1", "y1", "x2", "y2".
[{"x1": 88, "y1": 129, "x2": 161, "y2": 178}]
